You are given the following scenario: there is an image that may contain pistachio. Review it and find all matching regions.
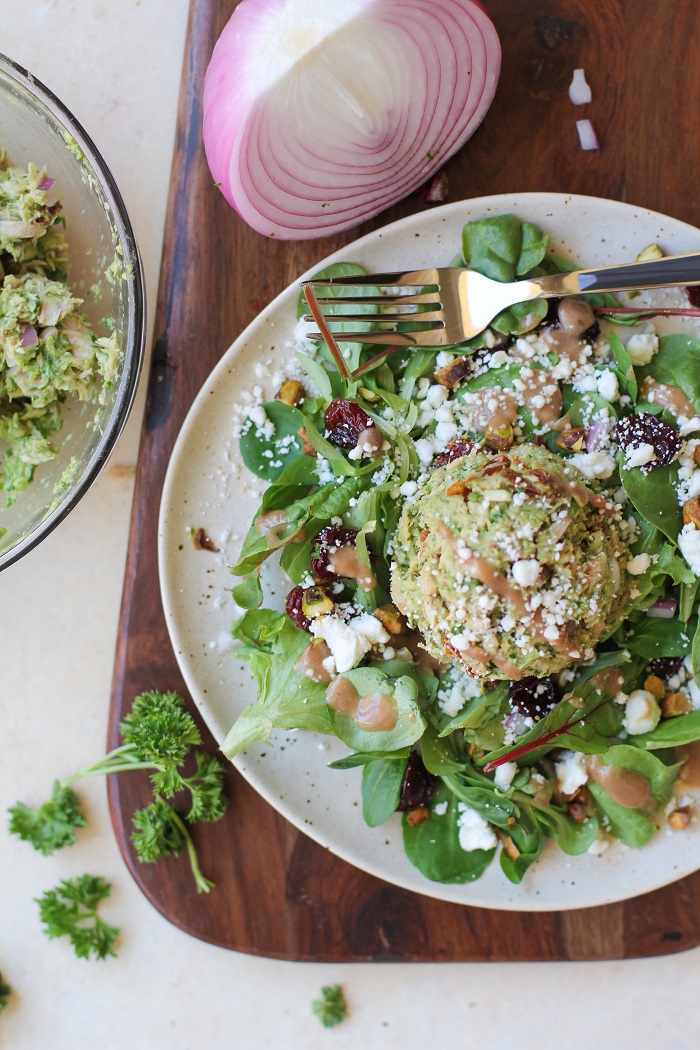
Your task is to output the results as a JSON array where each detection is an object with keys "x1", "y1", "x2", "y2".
[
  {"x1": 557, "y1": 427, "x2": 587, "y2": 452},
  {"x1": 434, "y1": 355, "x2": 471, "y2": 389},
  {"x1": 484, "y1": 422, "x2": 514, "y2": 451},
  {"x1": 296, "y1": 426, "x2": 316, "y2": 457},
  {"x1": 275, "y1": 379, "x2": 305, "y2": 406},
  {"x1": 374, "y1": 603, "x2": 407, "y2": 635},
  {"x1": 668, "y1": 806, "x2": 692, "y2": 830},
  {"x1": 301, "y1": 585, "x2": 334, "y2": 619},
  {"x1": 683, "y1": 497, "x2": 700, "y2": 528}
]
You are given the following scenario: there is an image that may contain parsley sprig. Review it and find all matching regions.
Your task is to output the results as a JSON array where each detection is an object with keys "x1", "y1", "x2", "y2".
[
  {"x1": 8, "y1": 690, "x2": 228, "y2": 894},
  {"x1": 0, "y1": 975, "x2": 11, "y2": 1014},
  {"x1": 36, "y1": 875, "x2": 119, "y2": 961},
  {"x1": 312, "y1": 985, "x2": 348, "y2": 1028}
]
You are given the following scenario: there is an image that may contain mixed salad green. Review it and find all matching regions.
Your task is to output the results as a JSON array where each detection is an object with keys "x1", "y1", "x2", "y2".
[
  {"x1": 223, "y1": 214, "x2": 700, "y2": 885},
  {"x1": 0, "y1": 150, "x2": 120, "y2": 504}
]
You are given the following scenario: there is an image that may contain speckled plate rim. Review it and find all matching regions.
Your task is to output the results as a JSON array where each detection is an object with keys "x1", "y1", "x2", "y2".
[{"x1": 159, "y1": 192, "x2": 700, "y2": 911}]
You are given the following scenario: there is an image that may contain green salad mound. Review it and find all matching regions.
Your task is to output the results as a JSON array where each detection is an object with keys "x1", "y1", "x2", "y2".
[
  {"x1": 0, "y1": 150, "x2": 120, "y2": 504},
  {"x1": 224, "y1": 214, "x2": 700, "y2": 886}
]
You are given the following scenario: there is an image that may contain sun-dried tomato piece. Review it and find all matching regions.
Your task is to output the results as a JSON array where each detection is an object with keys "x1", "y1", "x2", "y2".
[
  {"x1": 396, "y1": 751, "x2": 438, "y2": 811},
  {"x1": 616, "y1": 412, "x2": 682, "y2": 471},
  {"x1": 324, "y1": 398, "x2": 374, "y2": 448},
  {"x1": 508, "y1": 677, "x2": 558, "y2": 721},
  {"x1": 285, "y1": 585, "x2": 311, "y2": 632},
  {"x1": 311, "y1": 524, "x2": 359, "y2": 581}
]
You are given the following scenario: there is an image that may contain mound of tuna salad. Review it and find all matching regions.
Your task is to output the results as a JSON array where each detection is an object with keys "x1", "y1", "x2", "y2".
[
  {"x1": 0, "y1": 150, "x2": 119, "y2": 504},
  {"x1": 391, "y1": 443, "x2": 634, "y2": 679}
]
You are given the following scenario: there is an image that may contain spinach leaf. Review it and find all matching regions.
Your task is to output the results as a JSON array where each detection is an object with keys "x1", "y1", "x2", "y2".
[
  {"x1": 328, "y1": 748, "x2": 411, "y2": 770},
  {"x1": 402, "y1": 785, "x2": 496, "y2": 884},
  {"x1": 328, "y1": 668, "x2": 426, "y2": 753},
  {"x1": 437, "y1": 682, "x2": 508, "y2": 750},
  {"x1": 461, "y1": 214, "x2": 549, "y2": 283},
  {"x1": 624, "y1": 617, "x2": 695, "y2": 659},
  {"x1": 239, "y1": 401, "x2": 305, "y2": 482},
  {"x1": 639, "y1": 334, "x2": 700, "y2": 414},
  {"x1": 361, "y1": 756, "x2": 409, "y2": 827},
  {"x1": 421, "y1": 722, "x2": 468, "y2": 775},
  {"x1": 231, "y1": 571, "x2": 264, "y2": 610},
  {"x1": 619, "y1": 458, "x2": 683, "y2": 543},
  {"x1": 499, "y1": 806, "x2": 544, "y2": 884},
  {"x1": 630, "y1": 710, "x2": 700, "y2": 750},
  {"x1": 222, "y1": 613, "x2": 332, "y2": 758},
  {"x1": 610, "y1": 331, "x2": 638, "y2": 402},
  {"x1": 588, "y1": 782, "x2": 657, "y2": 848},
  {"x1": 597, "y1": 744, "x2": 681, "y2": 805}
]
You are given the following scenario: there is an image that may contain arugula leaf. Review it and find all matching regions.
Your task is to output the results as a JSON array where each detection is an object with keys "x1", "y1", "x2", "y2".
[
  {"x1": 222, "y1": 611, "x2": 331, "y2": 758},
  {"x1": 312, "y1": 985, "x2": 348, "y2": 1028},
  {"x1": 361, "y1": 755, "x2": 409, "y2": 827},
  {"x1": 7, "y1": 780, "x2": 86, "y2": 855},
  {"x1": 36, "y1": 875, "x2": 120, "y2": 961}
]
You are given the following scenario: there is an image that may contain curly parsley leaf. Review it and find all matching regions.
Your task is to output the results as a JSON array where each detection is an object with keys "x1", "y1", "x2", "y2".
[
  {"x1": 312, "y1": 984, "x2": 348, "y2": 1028},
  {"x1": 7, "y1": 780, "x2": 87, "y2": 855},
  {"x1": 183, "y1": 753, "x2": 229, "y2": 824},
  {"x1": 36, "y1": 875, "x2": 119, "y2": 960},
  {"x1": 0, "y1": 976, "x2": 11, "y2": 1014},
  {"x1": 131, "y1": 797, "x2": 214, "y2": 894},
  {"x1": 120, "y1": 690, "x2": 201, "y2": 796}
]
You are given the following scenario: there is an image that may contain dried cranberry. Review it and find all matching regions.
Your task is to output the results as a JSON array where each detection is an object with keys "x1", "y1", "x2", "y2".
[
  {"x1": 647, "y1": 656, "x2": 684, "y2": 680},
  {"x1": 616, "y1": 412, "x2": 682, "y2": 472},
  {"x1": 434, "y1": 437, "x2": 478, "y2": 467},
  {"x1": 686, "y1": 286, "x2": 700, "y2": 309},
  {"x1": 324, "y1": 398, "x2": 374, "y2": 448},
  {"x1": 581, "y1": 320, "x2": 601, "y2": 343},
  {"x1": 508, "y1": 677, "x2": 558, "y2": 721},
  {"x1": 285, "y1": 585, "x2": 311, "y2": 632},
  {"x1": 397, "y1": 751, "x2": 438, "y2": 811},
  {"x1": 311, "y1": 524, "x2": 359, "y2": 581}
]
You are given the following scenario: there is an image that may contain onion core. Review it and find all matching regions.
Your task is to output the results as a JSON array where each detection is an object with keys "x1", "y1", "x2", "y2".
[{"x1": 203, "y1": 0, "x2": 501, "y2": 239}]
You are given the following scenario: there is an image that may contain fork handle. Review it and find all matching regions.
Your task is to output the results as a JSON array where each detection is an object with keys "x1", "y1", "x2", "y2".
[{"x1": 539, "y1": 251, "x2": 700, "y2": 296}]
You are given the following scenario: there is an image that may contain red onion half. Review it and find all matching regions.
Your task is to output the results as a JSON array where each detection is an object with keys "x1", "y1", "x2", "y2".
[{"x1": 203, "y1": 0, "x2": 501, "y2": 240}]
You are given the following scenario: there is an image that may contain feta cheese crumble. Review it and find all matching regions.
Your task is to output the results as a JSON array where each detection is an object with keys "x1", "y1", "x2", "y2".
[
  {"x1": 622, "y1": 689, "x2": 661, "y2": 735},
  {"x1": 554, "y1": 750, "x2": 588, "y2": 797},
  {"x1": 457, "y1": 804, "x2": 498, "y2": 852}
]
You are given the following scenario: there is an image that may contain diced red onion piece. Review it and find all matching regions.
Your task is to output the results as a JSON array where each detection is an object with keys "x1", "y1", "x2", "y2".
[
  {"x1": 423, "y1": 169, "x2": 449, "y2": 203},
  {"x1": 576, "y1": 119, "x2": 599, "y2": 151},
  {"x1": 585, "y1": 419, "x2": 607, "y2": 451},
  {"x1": 38, "y1": 177, "x2": 56, "y2": 191},
  {"x1": 646, "y1": 599, "x2": 677, "y2": 619},
  {"x1": 503, "y1": 711, "x2": 532, "y2": 737},
  {"x1": 203, "y1": 0, "x2": 501, "y2": 239},
  {"x1": 20, "y1": 324, "x2": 38, "y2": 348},
  {"x1": 569, "y1": 68, "x2": 592, "y2": 105}
]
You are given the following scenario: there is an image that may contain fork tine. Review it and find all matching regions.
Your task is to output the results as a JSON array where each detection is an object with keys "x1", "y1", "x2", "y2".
[
  {"x1": 308, "y1": 291, "x2": 441, "y2": 306},
  {"x1": 307, "y1": 329, "x2": 448, "y2": 347},
  {"x1": 303, "y1": 269, "x2": 440, "y2": 287},
  {"x1": 302, "y1": 310, "x2": 446, "y2": 325}
]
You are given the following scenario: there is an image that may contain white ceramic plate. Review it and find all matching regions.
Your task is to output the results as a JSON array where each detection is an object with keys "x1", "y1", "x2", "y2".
[{"x1": 159, "y1": 192, "x2": 700, "y2": 911}]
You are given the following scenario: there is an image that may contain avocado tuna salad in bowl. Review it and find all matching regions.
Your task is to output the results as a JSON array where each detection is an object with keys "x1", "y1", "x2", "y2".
[
  {"x1": 164, "y1": 205, "x2": 700, "y2": 894},
  {"x1": 0, "y1": 53, "x2": 144, "y2": 571}
]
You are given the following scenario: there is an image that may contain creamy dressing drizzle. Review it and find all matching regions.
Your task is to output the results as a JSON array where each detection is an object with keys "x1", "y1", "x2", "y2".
[{"x1": 326, "y1": 678, "x2": 398, "y2": 732}]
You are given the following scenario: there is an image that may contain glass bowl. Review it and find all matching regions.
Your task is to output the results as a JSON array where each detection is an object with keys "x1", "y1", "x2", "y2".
[{"x1": 0, "y1": 52, "x2": 145, "y2": 571}]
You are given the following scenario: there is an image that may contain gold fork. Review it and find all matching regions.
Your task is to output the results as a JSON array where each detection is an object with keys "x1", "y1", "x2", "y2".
[{"x1": 301, "y1": 252, "x2": 700, "y2": 347}]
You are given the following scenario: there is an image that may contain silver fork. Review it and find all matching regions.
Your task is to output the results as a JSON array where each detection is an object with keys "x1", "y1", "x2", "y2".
[{"x1": 301, "y1": 252, "x2": 700, "y2": 347}]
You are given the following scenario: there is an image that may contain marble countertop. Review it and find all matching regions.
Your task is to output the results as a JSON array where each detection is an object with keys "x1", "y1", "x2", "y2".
[{"x1": 1, "y1": 4, "x2": 699, "y2": 1048}]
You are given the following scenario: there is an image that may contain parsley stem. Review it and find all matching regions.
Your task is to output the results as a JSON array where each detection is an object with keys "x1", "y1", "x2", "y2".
[{"x1": 167, "y1": 806, "x2": 215, "y2": 894}]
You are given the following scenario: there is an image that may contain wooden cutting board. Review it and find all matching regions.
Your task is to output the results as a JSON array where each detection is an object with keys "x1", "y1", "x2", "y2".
[{"x1": 108, "y1": 0, "x2": 700, "y2": 960}]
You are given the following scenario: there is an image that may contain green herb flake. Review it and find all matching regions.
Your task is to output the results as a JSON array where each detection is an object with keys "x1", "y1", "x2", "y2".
[{"x1": 312, "y1": 984, "x2": 348, "y2": 1028}]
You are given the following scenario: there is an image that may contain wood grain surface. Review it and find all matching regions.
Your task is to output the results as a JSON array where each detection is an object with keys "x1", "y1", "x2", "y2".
[{"x1": 108, "y1": 0, "x2": 700, "y2": 960}]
